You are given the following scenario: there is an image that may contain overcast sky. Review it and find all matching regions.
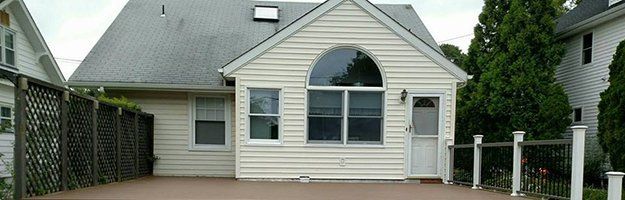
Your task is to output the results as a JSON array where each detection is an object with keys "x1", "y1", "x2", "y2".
[{"x1": 23, "y1": 0, "x2": 483, "y2": 79}]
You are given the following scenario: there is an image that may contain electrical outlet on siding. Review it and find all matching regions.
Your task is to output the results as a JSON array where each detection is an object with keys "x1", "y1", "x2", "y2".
[{"x1": 339, "y1": 157, "x2": 347, "y2": 167}]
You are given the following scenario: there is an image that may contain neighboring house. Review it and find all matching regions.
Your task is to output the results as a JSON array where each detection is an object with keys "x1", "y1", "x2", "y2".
[
  {"x1": 555, "y1": 0, "x2": 625, "y2": 159},
  {"x1": 0, "y1": 0, "x2": 65, "y2": 177},
  {"x1": 68, "y1": 0, "x2": 467, "y2": 180}
]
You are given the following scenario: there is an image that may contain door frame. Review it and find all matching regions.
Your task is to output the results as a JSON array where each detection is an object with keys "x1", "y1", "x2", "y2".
[{"x1": 404, "y1": 90, "x2": 446, "y2": 178}]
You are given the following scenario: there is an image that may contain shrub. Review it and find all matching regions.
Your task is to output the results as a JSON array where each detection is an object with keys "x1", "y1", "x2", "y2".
[
  {"x1": 97, "y1": 95, "x2": 141, "y2": 112},
  {"x1": 72, "y1": 88, "x2": 141, "y2": 111},
  {"x1": 598, "y1": 40, "x2": 625, "y2": 172}
]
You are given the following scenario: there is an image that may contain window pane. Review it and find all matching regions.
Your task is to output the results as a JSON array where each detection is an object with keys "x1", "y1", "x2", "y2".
[
  {"x1": 308, "y1": 91, "x2": 342, "y2": 116},
  {"x1": 0, "y1": 107, "x2": 10, "y2": 118},
  {"x1": 195, "y1": 121, "x2": 225, "y2": 145},
  {"x1": 574, "y1": 108, "x2": 582, "y2": 122},
  {"x1": 349, "y1": 92, "x2": 382, "y2": 116},
  {"x1": 5, "y1": 49, "x2": 13, "y2": 66},
  {"x1": 196, "y1": 108, "x2": 207, "y2": 120},
  {"x1": 583, "y1": 33, "x2": 592, "y2": 49},
  {"x1": 250, "y1": 116, "x2": 279, "y2": 140},
  {"x1": 308, "y1": 117, "x2": 342, "y2": 142},
  {"x1": 4, "y1": 32, "x2": 13, "y2": 49},
  {"x1": 583, "y1": 49, "x2": 592, "y2": 64},
  {"x1": 348, "y1": 118, "x2": 381, "y2": 143},
  {"x1": 250, "y1": 90, "x2": 279, "y2": 114},
  {"x1": 309, "y1": 48, "x2": 383, "y2": 87}
]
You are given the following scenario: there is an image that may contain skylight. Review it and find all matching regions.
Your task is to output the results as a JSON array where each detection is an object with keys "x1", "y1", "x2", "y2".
[{"x1": 254, "y1": 6, "x2": 279, "y2": 22}]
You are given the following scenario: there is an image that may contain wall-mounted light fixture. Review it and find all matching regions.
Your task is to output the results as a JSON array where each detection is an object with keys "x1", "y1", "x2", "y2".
[{"x1": 400, "y1": 89, "x2": 407, "y2": 103}]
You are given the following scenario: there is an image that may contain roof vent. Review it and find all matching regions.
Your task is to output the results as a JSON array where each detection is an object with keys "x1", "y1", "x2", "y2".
[
  {"x1": 254, "y1": 5, "x2": 279, "y2": 22},
  {"x1": 609, "y1": 0, "x2": 622, "y2": 7},
  {"x1": 160, "y1": 5, "x2": 166, "y2": 18}
]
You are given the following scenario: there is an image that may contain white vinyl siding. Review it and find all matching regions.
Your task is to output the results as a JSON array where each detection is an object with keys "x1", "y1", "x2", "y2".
[
  {"x1": 0, "y1": 84, "x2": 12, "y2": 178},
  {"x1": 0, "y1": 7, "x2": 58, "y2": 178},
  {"x1": 232, "y1": 0, "x2": 457, "y2": 180},
  {"x1": 556, "y1": 14, "x2": 625, "y2": 156},
  {"x1": 111, "y1": 91, "x2": 236, "y2": 177},
  {"x1": 5, "y1": 8, "x2": 50, "y2": 81}
]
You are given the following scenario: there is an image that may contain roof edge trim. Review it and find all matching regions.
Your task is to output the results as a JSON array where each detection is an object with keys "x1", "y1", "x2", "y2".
[{"x1": 221, "y1": 0, "x2": 467, "y2": 82}]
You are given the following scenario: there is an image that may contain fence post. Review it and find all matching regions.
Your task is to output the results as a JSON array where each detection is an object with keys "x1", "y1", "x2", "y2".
[
  {"x1": 445, "y1": 138, "x2": 454, "y2": 184},
  {"x1": 511, "y1": 131, "x2": 525, "y2": 197},
  {"x1": 472, "y1": 135, "x2": 483, "y2": 189},
  {"x1": 116, "y1": 108, "x2": 122, "y2": 182},
  {"x1": 61, "y1": 91, "x2": 70, "y2": 191},
  {"x1": 92, "y1": 100, "x2": 99, "y2": 186},
  {"x1": 606, "y1": 172, "x2": 625, "y2": 200},
  {"x1": 570, "y1": 126, "x2": 588, "y2": 200},
  {"x1": 13, "y1": 77, "x2": 27, "y2": 200}
]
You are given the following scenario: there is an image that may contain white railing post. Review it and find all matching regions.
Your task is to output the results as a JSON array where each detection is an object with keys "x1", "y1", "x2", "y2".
[
  {"x1": 570, "y1": 126, "x2": 588, "y2": 200},
  {"x1": 511, "y1": 131, "x2": 525, "y2": 197},
  {"x1": 606, "y1": 172, "x2": 625, "y2": 200},
  {"x1": 607, "y1": 172, "x2": 625, "y2": 200},
  {"x1": 472, "y1": 135, "x2": 483, "y2": 189},
  {"x1": 445, "y1": 138, "x2": 454, "y2": 184}
]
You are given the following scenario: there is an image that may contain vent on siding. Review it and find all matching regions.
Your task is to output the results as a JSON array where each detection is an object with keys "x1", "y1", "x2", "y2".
[
  {"x1": 609, "y1": 0, "x2": 622, "y2": 7},
  {"x1": 254, "y1": 5, "x2": 279, "y2": 22},
  {"x1": 0, "y1": 11, "x2": 9, "y2": 26}
]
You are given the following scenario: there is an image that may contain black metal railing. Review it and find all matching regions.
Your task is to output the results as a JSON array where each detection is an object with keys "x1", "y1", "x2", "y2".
[
  {"x1": 450, "y1": 144, "x2": 473, "y2": 185},
  {"x1": 519, "y1": 139, "x2": 572, "y2": 199},
  {"x1": 479, "y1": 142, "x2": 514, "y2": 191}
]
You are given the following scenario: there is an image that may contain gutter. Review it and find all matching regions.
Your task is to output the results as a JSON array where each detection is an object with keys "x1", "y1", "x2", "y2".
[
  {"x1": 66, "y1": 81, "x2": 235, "y2": 93},
  {"x1": 557, "y1": 4, "x2": 625, "y2": 39}
]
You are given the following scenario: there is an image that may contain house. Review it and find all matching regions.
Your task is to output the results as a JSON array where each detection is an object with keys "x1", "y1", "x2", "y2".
[
  {"x1": 0, "y1": 0, "x2": 64, "y2": 177},
  {"x1": 68, "y1": 0, "x2": 467, "y2": 181},
  {"x1": 555, "y1": 0, "x2": 625, "y2": 160}
]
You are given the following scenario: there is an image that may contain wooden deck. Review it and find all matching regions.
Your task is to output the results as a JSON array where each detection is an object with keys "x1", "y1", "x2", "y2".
[{"x1": 29, "y1": 176, "x2": 523, "y2": 200}]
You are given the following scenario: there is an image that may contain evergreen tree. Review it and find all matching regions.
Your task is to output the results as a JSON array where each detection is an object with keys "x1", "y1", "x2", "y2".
[
  {"x1": 456, "y1": 0, "x2": 571, "y2": 143},
  {"x1": 440, "y1": 44, "x2": 466, "y2": 68},
  {"x1": 598, "y1": 40, "x2": 625, "y2": 172},
  {"x1": 455, "y1": 0, "x2": 510, "y2": 144}
]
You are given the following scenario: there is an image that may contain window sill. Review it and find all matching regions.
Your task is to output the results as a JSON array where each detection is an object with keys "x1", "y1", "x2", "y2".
[
  {"x1": 245, "y1": 141, "x2": 282, "y2": 146},
  {"x1": 305, "y1": 143, "x2": 385, "y2": 149},
  {"x1": 188, "y1": 145, "x2": 231, "y2": 152}
]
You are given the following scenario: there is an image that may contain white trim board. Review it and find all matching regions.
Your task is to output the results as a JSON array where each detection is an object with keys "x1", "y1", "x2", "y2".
[{"x1": 221, "y1": 0, "x2": 468, "y2": 82}]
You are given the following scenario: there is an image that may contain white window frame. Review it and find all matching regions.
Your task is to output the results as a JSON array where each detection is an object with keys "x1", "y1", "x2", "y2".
[
  {"x1": 304, "y1": 46, "x2": 387, "y2": 147},
  {"x1": 188, "y1": 94, "x2": 231, "y2": 151},
  {"x1": 581, "y1": 32, "x2": 593, "y2": 66},
  {"x1": 0, "y1": 104, "x2": 12, "y2": 133},
  {"x1": 246, "y1": 88, "x2": 283, "y2": 145},
  {"x1": 572, "y1": 107, "x2": 583, "y2": 124},
  {"x1": 0, "y1": 26, "x2": 15, "y2": 67}
]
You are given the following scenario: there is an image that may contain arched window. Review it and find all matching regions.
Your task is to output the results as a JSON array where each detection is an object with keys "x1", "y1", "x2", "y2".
[
  {"x1": 307, "y1": 47, "x2": 384, "y2": 145},
  {"x1": 414, "y1": 98, "x2": 436, "y2": 108},
  {"x1": 309, "y1": 48, "x2": 383, "y2": 87}
]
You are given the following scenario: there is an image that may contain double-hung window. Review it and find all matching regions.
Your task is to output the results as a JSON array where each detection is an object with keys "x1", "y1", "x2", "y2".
[
  {"x1": 307, "y1": 48, "x2": 384, "y2": 145},
  {"x1": 0, "y1": 27, "x2": 14, "y2": 67},
  {"x1": 582, "y1": 33, "x2": 593, "y2": 65},
  {"x1": 191, "y1": 96, "x2": 229, "y2": 150},
  {"x1": 248, "y1": 89, "x2": 281, "y2": 143},
  {"x1": 0, "y1": 105, "x2": 11, "y2": 132}
]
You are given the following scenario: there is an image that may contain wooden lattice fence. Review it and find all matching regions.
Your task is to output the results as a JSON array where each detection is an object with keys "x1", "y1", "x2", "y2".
[{"x1": 13, "y1": 76, "x2": 154, "y2": 199}]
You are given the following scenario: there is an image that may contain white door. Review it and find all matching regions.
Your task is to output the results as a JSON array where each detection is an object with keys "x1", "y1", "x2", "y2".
[{"x1": 410, "y1": 97, "x2": 439, "y2": 176}]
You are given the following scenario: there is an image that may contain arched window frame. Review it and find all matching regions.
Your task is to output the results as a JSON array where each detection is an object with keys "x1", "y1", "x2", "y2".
[{"x1": 305, "y1": 46, "x2": 386, "y2": 145}]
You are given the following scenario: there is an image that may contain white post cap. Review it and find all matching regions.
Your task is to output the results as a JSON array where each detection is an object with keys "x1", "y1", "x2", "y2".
[
  {"x1": 512, "y1": 131, "x2": 526, "y2": 135},
  {"x1": 606, "y1": 172, "x2": 625, "y2": 177},
  {"x1": 571, "y1": 125, "x2": 589, "y2": 130},
  {"x1": 473, "y1": 135, "x2": 484, "y2": 138}
]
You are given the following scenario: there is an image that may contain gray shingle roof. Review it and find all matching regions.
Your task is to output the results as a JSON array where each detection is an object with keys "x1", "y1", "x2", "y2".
[
  {"x1": 69, "y1": 0, "x2": 440, "y2": 86},
  {"x1": 556, "y1": 0, "x2": 623, "y2": 33}
]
